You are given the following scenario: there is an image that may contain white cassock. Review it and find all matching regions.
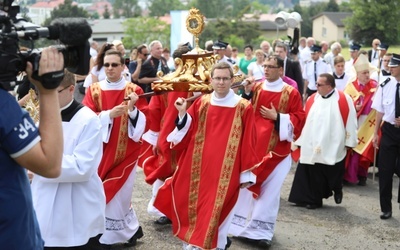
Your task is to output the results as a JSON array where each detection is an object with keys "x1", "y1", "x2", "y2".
[{"x1": 31, "y1": 101, "x2": 105, "y2": 247}]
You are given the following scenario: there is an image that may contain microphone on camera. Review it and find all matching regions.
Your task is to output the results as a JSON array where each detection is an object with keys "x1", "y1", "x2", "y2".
[
  {"x1": 47, "y1": 18, "x2": 92, "y2": 46},
  {"x1": 16, "y1": 18, "x2": 92, "y2": 46}
]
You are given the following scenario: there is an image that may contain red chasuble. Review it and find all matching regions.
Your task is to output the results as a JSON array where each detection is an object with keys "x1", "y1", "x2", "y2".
[
  {"x1": 139, "y1": 91, "x2": 194, "y2": 184},
  {"x1": 248, "y1": 83, "x2": 305, "y2": 196},
  {"x1": 154, "y1": 94, "x2": 262, "y2": 249},
  {"x1": 82, "y1": 82, "x2": 148, "y2": 203}
]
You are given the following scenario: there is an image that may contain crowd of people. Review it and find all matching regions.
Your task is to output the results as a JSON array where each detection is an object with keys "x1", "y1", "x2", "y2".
[{"x1": 2, "y1": 35, "x2": 400, "y2": 250}]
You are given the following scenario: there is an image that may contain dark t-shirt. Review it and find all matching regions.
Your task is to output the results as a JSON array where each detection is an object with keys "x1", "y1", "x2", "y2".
[
  {"x1": 128, "y1": 60, "x2": 138, "y2": 75},
  {"x1": 0, "y1": 89, "x2": 44, "y2": 249},
  {"x1": 139, "y1": 56, "x2": 170, "y2": 93}
]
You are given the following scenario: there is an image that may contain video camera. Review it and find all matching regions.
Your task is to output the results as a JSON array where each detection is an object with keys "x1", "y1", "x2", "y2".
[{"x1": 0, "y1": 0, "x2": 92, "y2": 90}]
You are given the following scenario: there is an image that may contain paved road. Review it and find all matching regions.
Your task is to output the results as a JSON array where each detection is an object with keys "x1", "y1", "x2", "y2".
[{"x1": 118, "y1": 165, "x2": 400, "y2": 250}]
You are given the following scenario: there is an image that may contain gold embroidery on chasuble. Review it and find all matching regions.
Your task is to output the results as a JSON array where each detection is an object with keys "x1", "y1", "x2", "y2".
[
  {"x1": 252, "y1": 83, "x2": 293, "y2": 154},
  {"x1": 91, "y1": 82, "x2": 102, "y2": 111},
  {"x1": 184, "y1": 95, "x2": 210, "y2": 243},
  {"x1": 114, "y1": 83, "x2": 136, "y2": 165},
  {"x1": 203, "y1": 99, "x2": 246, "y2": 249}
]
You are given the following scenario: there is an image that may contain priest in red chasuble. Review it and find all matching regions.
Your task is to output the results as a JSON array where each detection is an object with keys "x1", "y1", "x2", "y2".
[
  {"x1": 229, "y1": 55, "x2": 305, "y2": 248},
  {"x1": 83, "y1": 50, "x2": 147, "y2": 247},
  {"x1": 154, "y1": 62, "x2": 264, "y2": 250}
]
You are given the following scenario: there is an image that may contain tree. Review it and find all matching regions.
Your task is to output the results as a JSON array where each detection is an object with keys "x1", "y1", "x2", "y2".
[
  {"x1": 232, "y1": 0, "x2": 251, "y2": 18},
  {"x1": 196, "y1": 0, "x2": 230, "y2": 18},
  {"x1": 43, "y1": 0, "x2": 89, "y2": 26},
  {"x1": 148, "y1": 0, "x2": 185, "y2": 17},
  {"x1": 122, "y1": 17, "x2": 170, "y2": 50},
  {"x1": 326, "y1": 0, "x2": 339, "y2": 12},
  {"x1": 200, "y1": 18, "x2": 261, "y2": 49},
  {"x1": 103, "y1": 5, "x2": 111, "y2": 19},
  {"x1": 250, "y1": 1, "x2": 270, "y2": 14},
  {"x1": 91, "y1": 12, "x2": 100, "y2": 19},
  {"x1": 344, "y1": 0, "x2": 400, "y2": 45},
  {"x1": 113, "y1": 0, "x2": 141, "y2": 18}
]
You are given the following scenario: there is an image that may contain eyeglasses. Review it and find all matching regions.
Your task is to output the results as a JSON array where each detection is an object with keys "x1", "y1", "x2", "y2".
[
  {"x1": 57, "y1": 85, "x2": 70, "y2": 93},
  {"x1": 262, "y1": 65, "x2": 280, "y2": 69},
  {"x1": 104, "y1": 63, "x2": 121, "y2": 68},
  {"x1": 316, "y1": 83, "x2": 327, "y2": 87},
  {"x1": 212, "y1": 77, "x2": 231, "y2": 82},
  {"x1": 142, "y1": 53, "x2": 149, "y2": 57}
]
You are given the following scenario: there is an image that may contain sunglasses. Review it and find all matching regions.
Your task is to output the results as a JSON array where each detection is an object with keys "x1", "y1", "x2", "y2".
[{"x1": 104, "y1": 63, "x2": 121, "y2": 68}]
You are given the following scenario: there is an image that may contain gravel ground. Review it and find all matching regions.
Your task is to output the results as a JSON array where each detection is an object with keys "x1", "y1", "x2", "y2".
[{"x1": 116, "y1": 164, "x2": 400, "y2": 250}]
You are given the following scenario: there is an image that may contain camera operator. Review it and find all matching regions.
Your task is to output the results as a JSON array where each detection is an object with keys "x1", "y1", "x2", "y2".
[{"x1": 0, "y1": 47, "x2": 64, "y2": 248}]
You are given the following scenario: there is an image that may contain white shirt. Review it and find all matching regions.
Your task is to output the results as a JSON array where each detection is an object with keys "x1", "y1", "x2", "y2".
[
  {"x1": 370, "y1": 49, "x2": 379, "y2": 68},
  {"x1": 31, "y1": 105, "x2": 106, "y2": 247},
  {"x1": 302, "y1": 58, "x2": 332, "y2": 90},
  {"x1": 324, "y1": 52, "x2": 342, "y2": 72},
  {"x1": 247, "y1": 61, "x2": 265, "y2": 80},
  {"x1": 299, "y1": 46, "x2": 312, "y2": 72},
  {"x1": 370, "y1": 69, "x2": 391, "y2": 85},
  {"x1": 344, "y1": 58, "x2": 356, "y2": 79},
  {"x1": 371, "y1": 76, "x2": 399, "y2": 123},
  {"x1": 295, "y1": 90, "x2": 358, "y2": 165}
]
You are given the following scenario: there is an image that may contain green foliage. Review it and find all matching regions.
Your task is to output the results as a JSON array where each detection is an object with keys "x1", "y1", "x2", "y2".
[
  {"x1": 103, "y1": 5, "x2": 111, "y2": 19},
  {"x1": 113, "y1": 0, "x2": 141, "y2": 18},
  {"x1": 196, "y1": 0, "x2": 230, "y2": 18},
  {"x1": 122, "y1": 17, "x2": 170, "y2": 50},
  {"x1": 43, "y1": 0, "x2": 89, "y2": 26},
  {"x1": 225, "y1": 34, "x2": 245, "y2": 49},
  {"x1": 199, "y1": 18, "x2": 261, "y2": 50},
  {"x1": 339, "y1": 2, "x2": 352, "y2": 12},
  {"x1": 250, "y1": 1, "x2": 270, "y2": 13},
  {"x1": 326, "y1": 0, "x2": 339, "y2": 12},
  {"x1": 148, "y1": 0, "x2": 186, "y2": 17},
  {"x1": 91, "y1": 12, "x2": 100, "y2": 19},
  {"x1": 231, "y1": 0, "x2": 251, "y2": 18},
  {"x1": 344, "y1": 0, "x2": 400, "y2": 44}
]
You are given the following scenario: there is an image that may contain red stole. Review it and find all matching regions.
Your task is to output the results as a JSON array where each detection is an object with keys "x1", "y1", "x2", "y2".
[
  {"x1": 248, "y1": 83, "x2": 305, "y2": 196},
  {"x1": 139, "y1": 92, "x2": 194, "y2": 184},
  {"x1": 82, "y1": 82, "x2": 147, "y2": 203}
]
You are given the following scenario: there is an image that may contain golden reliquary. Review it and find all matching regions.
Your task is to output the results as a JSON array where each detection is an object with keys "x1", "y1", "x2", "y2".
[{"x1": 151, "y1": 8, "x2": 243, "y2": 93}]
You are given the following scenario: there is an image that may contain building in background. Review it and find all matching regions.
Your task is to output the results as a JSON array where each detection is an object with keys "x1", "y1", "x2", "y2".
[{"x1": 312, "y1": 12, "x2": 351, "y2": 43}]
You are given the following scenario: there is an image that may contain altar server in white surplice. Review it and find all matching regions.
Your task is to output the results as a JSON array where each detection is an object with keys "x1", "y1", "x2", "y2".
[{"x1": 31, "y1": 70, "x2": 106, "y2": 249}]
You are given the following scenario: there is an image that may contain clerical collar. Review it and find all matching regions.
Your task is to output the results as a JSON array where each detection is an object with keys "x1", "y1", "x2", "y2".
[
  {"x1": 333, "y1": 72, "x2": 345, "y2": 79},
  {"x1": 60, "y1": 99, "x2": 74, "y2": 112},
  {"x1": 321, "y1": 89, "x2": 335, "y2": 99},
  {"x1": 263, "y1": 77, "x2": 283, "y2": 92},
  {"x1": 106, "y1": 77, "x2": 123, "y2": 84},
  {"x1": 211, "y1": 89, "x2": 239, "y2": 107},
  {"x1": 61, "y1": 99, "x2": 84, "y2": 122},
  {"x1": 101, "y1": 77, "x2": 126, "y2": 90}
]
